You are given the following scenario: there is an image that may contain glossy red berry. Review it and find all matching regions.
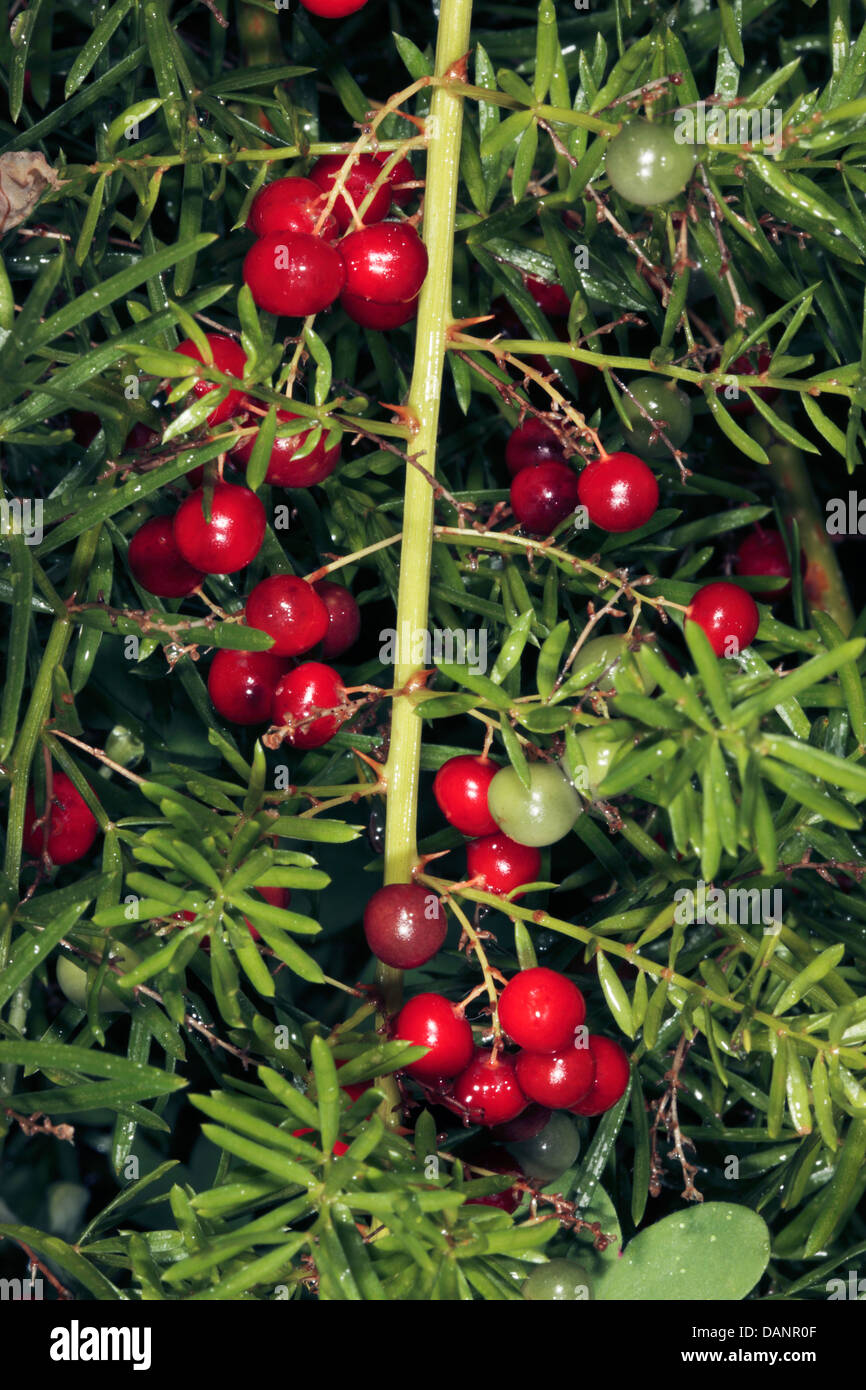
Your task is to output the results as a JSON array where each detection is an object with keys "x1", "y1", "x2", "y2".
[
  {"x1": 687, "y1": 580, "x2": 759, "y2": 657},
  {"x1": 246, "y1": 176, "x2": 339, "y2": 242},
  {"x1": 433, "y1": 754, "x2": 500, "y2": 837},
  {"x1": 505, "y1": 418, "x2": 566, "y2": 478},
  {"x1": 363, "y1": 883, "x2": 446, "y2": 970},
  {"x1": 340, "y1": 223, "x2": 428, "y2": 305},
  {"x1": 176, "y1": 335, "x2": 247, "y2": 426},
  {"x1": 128, "y1": 516, "x2": 204, "y2": 597},
  {"x1": 245, "y1": 575, "x2": 329, "y2": 658},
  {"x1": 313, "y1": 580, "x2": 360, "y2": 658},
  {"x1": 735, "y1": 526, "x2": 797, "y2": 598},
  {"x1": 514, "y1": 1046, "x2": 594, "y2": 1109},
  {"x1": 208, "y1": 649, "x2": 290, "y2": 725},
  {"x1": 568, "y1": 1036, "x2": 630, "y2": 1116},
  {"x1": 577, "y1": 452, "x2": 659, "y2": 533},
  {"x1": 271, "y1": 661, "x2": 347, "y2": 748},
  {"x1": 373, "y1": 152, "x2": 416, "y2": 207},
  {"x1": 394, "y1": 993, "x2": 474, "y2": 1081},
  {"x1": 23, "y1": 773, "x2": 99, "y2": 865},
  {"x1": 510, "y1": 461, "x2": 579, "y2": 534},
  {"x1": 498, "y1": 968, "x2": 586, "y2": 1054},
  {"x1": 173, "y1": 483, "x2": 265, "y2": 574},
  {"x1": 292, "y1": 1128, "x2": 350, "y2": 1157},
  {"x1": 309, "y1": 153, "x2": 391, "y2": 231},
  {"x1": 234, "y1": 408, "x2": 341, "y2": 488},
  {"x1": 243, "y1": 231, "x2": 346, "y2": 317},
  {"x1": 452, "y1": 1050, "x2": 527, "y2": 1126},
  {"x1": 524, "y1": 274, "x2": 571, "y2": 318},
  {"x1": 466, "y1": 834, "x2": 542, "y2": 897},
  {"x1": 340, "y1": 291, "x2": 418, "y2": 329}
]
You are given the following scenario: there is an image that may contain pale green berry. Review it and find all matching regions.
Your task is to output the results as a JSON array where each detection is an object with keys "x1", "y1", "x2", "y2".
[
  {"x1": 576, "y1": 635, "x2": 660, "y2": 700},
  {"x1": 568, "y1": 720, "x2": 635, "y2": 798},
  {"x1": 621, "y1": 377, "x2": 693, "y2": 458},
  {"x1": 606, "y1": 120, "x2": 697, "y2": 206},
  {"x1": 56, "y1": 943, "x2": 139, "y2": 1013},
  {"x1": 523, "y1": 1258, "x2": 595, "y2": 1301},
  {"x1": 487, "y1": 763, "x2": 581, "y2": 847}
]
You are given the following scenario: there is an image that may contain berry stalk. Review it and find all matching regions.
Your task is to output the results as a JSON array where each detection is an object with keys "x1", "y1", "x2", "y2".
[{"x1": 380, "y1": 0, "x2": 474, "y2": 1014}]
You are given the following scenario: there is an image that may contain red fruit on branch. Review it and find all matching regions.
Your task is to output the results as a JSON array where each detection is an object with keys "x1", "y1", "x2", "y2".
[
  {"x1": 463, "y1": 1145, "x2": 523, "y2": 1212},
  {"x1": 363, "y1": 883, "x2": 447, "y2": 969},
  {"x1": 246, "y1": 176, "x2": 339, "y2": 242},
  {"x1": 340, "y1": 222, "x2": 428, "y2": 305},
  {"x1": 243, "y1": 231, "x2": 346, "y2": 316},
  {"x1": 176, "y1": 334, "x2": 248, "y2": 426},
  {"x1": 208, "y1": 650, "x2": 291, "y2": 725},
  {"x1": 498, "y1": 967, "x2": 586, "y2": 1053},
  {"x1": 687, "y1": 580, "x2": 760, "y2": 657},
  {"x1": 340, "y1": 291, "x2": 419, "y2": 328},
  {"x1": 466, "y1": 834, "x2": 542, "y2": 897},
  {"x1": 514, "y1": 1046, "x2": 595, "y2": 1109},
  {"x1": 394, "y1": 992, "x2": 474, "y2": 1080},
  {"x1": 524, "y1": 274, "x2": 571, "y2": 318},
  {"x1": 234, "y1": 409, "x2": 341, "y2": 488},
  {"x1": 433, "y1": 754, "x2": 500, "y2": 837},
  {"x1": 271, "y1": 661, "x2": 347, "y2": 748},
  {"x1": 735, "y1": 526, "x2": 800, "y2": 599},
  {"x1": 452, "y1": 1050, "x2": 528, "y2": 1126},
  {"x1": 510, "y1": 460, "x2": 579, "y2": 533},
  {"x1": 505, "y1": 418, "x2": 567, "y2": 477},
  {"x1": 128, "y1": 515, "x2": 204, "y2": 597},
  {"x1": 313, "y1": 579, "x2": 361, "y2": 658},
  {"x1": 568, "y1": 1036, "x2": 630, "y2": 1116},
  {"x1": 245, "y1": 574, "x2": 330, "y2": 657},
  {"x1": 292, "y1": 1128, "x2": 350, "y2": 1156},
  {"x1": 23, "y1": 773, "x2": 99, "y2": 866},
  {"x1": 309, "y1": 153, "x2": 391, "y2": 231},
  {"x1": 173, "y1": 483, "x2": 265, "y2": 574},
  {"x1": 577, "y1": 452, "x2": 659, "y2": 532}
]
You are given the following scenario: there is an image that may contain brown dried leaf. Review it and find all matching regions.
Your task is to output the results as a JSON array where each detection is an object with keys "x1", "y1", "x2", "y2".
[{"x1": 0, "y1": 151, "x2": 64, "y2": 234}]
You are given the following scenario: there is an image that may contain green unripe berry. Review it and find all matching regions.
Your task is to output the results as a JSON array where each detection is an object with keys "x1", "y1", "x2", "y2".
[
  {"x1": 605, "y1": 120, "x2": 697, "y2": 206},
  {"x1": 56, "y1": 944, "x2": 139, "y2": 1014},
  {"x1": 508, "y1": 1111, "x2": 580, "y2": 1183},
  {"x1": 621, "y1": 377, "x2": 693, "y2": 458},
  {"x1": 576, "y1": 635, "x2": 660, "y2": 701},
  {"x1": 567, "y1": 720, "x2": 635, "y2": 798},
  {"x1": 523, "y1": 1258, "x2": 595, "y2": 1301},
  {"x1": 487, "y1": 763, "x2": 581, "y2": 847}
]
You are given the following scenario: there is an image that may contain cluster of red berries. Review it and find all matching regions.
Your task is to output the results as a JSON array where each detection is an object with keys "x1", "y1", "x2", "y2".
[
  {"x1": 505, "y1": 427, "x2": 659, "y2": 538},
  {"x1": 242, "y1": 160, "x2": 426, "y2": 329},
  {"x1": 432, "y1": 753, "x2": 543, "y2": 897},
  {"x1": 393, "y1": 967, "x2": 630, "y2": 1128}
]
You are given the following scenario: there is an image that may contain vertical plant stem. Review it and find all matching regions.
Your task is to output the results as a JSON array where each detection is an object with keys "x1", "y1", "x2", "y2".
[{"x1": 380, "y1": 0, "x2": 474, "y2": 1018}]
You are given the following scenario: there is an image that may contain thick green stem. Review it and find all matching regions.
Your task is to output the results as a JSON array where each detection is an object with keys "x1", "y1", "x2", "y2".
[{"x1": 379, "y1": 0, "x2": 474, "y2": 1017}]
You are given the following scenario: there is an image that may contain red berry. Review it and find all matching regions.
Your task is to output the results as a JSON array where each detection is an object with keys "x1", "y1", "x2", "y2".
[
  {"x1": 394, "y1": 993, "x2": 474, "y2": 1081},
  {"x1": 176, "y1": 335, "x2": 247, "y2": 426},
  {"x1": 363, "y1": 883, "x2": 446, "y2": 970},
  {"x1": 577, "y1": 452, "x2": 659, "y2": 533},
  {"x1": 243, "y1": 231, "x2": 346, "y2": 317},
  {"x1": 313, "y1": 579, "x2": 361, "y2": 658},
  {"x1": 514, "y1": 1046, "x2": 595, "y2": 1109},
  {"x1": 23, "y1": 773, "x2": 99, "y2": 866},
  {"x1": 173, "y1": 483, "x2": 265, "y2": 574},
  {"x1": 208, "y1": 649, "x2": 290, "y2": 725},
  {"x1": 340, "y1": 223, "x2": 428, "y2": 305},
  {"x1": 687, "y1": 580, "x2": 759, "y2": 657},
  {"x1": 452, "y1": 1050, "x2": 527, "y2": 1127},
  {"x1": 128, "y1": 516, "x2": 204, "y2": 597},
  {"x1": 433, "y1": 754, "x2": 500, "y2": 837},
  {"x1": 234, "y1": 408, "x2": 341, "y2": 488},
  {"x1": 510, "y1": 461, "x2": 579, "y2": 534},
  {"x1": 309, "y1": 153, "x2": 391, "y2": 231},
  {"x1": 498, "y1": 968, "x2": 586, "y2": 1054},
  {"x1": 246, "y1": 176, "x2": 339, "y2": 242},
  {"x1": 292, "y1": 1128, "x2": 350, "y2": 1157},
  {"x1": 245, "y1": 574, "x2": 329, "y2": 657},
  {"x1": 735, "y1": 526, "x2": 798, "y2": 598},
  {"x1": 505, "y1": 418, "x2": 566, "y2": 478},
  {"x1": 524, "y1": 274, "x2": 571, "y2": 318},
  {"x1": 463, "y1": 1145, "x2": 523, "y2": 1212},
  {"x1": 125, "y1": 422, "x2": 161, "y2": 453},
  {"x1": 568, "y1": 1036, "x2": 630, "y2": 1116},
  {"x1": 373, "y1": 152, "x2": 416, "y2": 207},
  {"x1": 340, "y1": 291, "x2": 419, "y2": 329},
  {"x1": 488, "y1": 1103, "x2": 552, "y2": 1142},
  {"x1": 716, "y1": 347, "x2": 779, "y2": 416},
  {"x1": 466, "y1": 834, "x2": 542, "y2": 898},
  {"x1": 271, "y1": 661, "x2": 347, "y2": 748}
]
